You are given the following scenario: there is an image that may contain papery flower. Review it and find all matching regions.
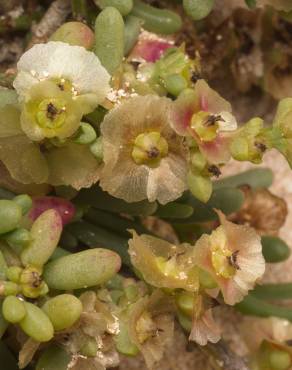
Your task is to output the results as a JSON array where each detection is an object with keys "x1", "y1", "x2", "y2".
[
  {"x1": 58, "y1": 290, "x2": 120, "y2": 370},
  {"x1": 0, "y1": 104, "x2": 100, "y2": 189},
  {"x1": 13, "y1": 42, "x2": 110, "y2": 143},
  {"x1": 172, "y1": 80, "x2": 237, "y2": 164},
  {"x1": 195, "y1": 210, "x2": 265, "y2": 305},
  {"x1": 14, "y1": 41, "x2": 110, "y2": 104},
  {"x1": 229, "y1": 186, "x2": 287, "y2": 236},
  {"x1": 189, "y1": 294, "x2": 221, "y2": 346},
  {"x1": 100, "y1": 95, "x2": 188, "y2": 204},
  {"x1": 128, "y1": 290, "x2": 175, "y2": 369},
  {"x1": 128, "y1": 230, "x2": 199, "y2": 292}
]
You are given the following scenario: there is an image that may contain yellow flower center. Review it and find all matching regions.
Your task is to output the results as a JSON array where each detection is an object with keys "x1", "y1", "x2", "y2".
[
  {"x1": 51, "y1": 78, "x2": 76, "y2": 94},
  {"x1": 136, "y1": 311, "x2": 156, "y2": 343},
  {"x1": 132, "y1": 131, "x2": 169, "y2": 167},
  {"x1": 191, "y1": 111, "x2": 223, "y2": 142},
  {"x1": 36, "y1": 98, "x2": 67, "y2": 130},
  {"x1": 211, "y1": 245, "x2": 238, "y2": 279}
]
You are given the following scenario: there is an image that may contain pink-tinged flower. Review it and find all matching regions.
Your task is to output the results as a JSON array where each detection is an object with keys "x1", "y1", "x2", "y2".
[
  {"x1": 128, "y1": 230, "x2": 199, "y2": 292},
  {"x1": 28, "y1": 196, "x2": 75, "y2": 225},
  {"x1": 189, "y1": 294, "x2": 221, "y2": 346},
  {"x1": 171, "y1": 80, "x2": 237, "y2": 164},
  {"x1": 100, "y1": 95, "x2": 188, "y2": 204},
  {"x1": 194, "y1": 210, "x2": 265, "y2": 305},
  {"x1": 129, "y1": 31, "x2": 173, "y2": 63}
]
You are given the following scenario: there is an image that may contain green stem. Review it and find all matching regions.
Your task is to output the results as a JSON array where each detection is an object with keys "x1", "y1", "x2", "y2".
[
  {"x1": 213, "y1": 168, "x2": 273, "y2": 190},
  {"x1": 66, "y1": 220, "x2": 131, "y2": 266},
  {"x1": 235, "y1": 294, "x2": 292, "y2": 321},
  {"x1": 253, "y1": 283, "x2": 292, "y2": 300},
  {"x1": 71, "y1": 0, "x2": 88, "y2": 21},
  {"x1": 84, "y1": 208, "x2": 148, "y2": 237}
]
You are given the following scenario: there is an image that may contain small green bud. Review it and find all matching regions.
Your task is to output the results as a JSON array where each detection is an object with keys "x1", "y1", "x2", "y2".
[
  {"x1": 175, "y1": 292, "x2": 194, "y2": 317},
  {"x1": 163, "y1": 74, "x2": 187, "y2": 97},
  {"x1": 90, "y1": 136, "x2": 103, "y2": 162},
  {"x1": 21, "y1": 281, "x2": 48, "y2": 299},
  {"x1": 6, "y1": 266, "x2": 23, "y2": 283},
  {"x1": 230, "y1": 136, "x2": 249, "y2": 161},
  {"x1": 269, "y1": 349, "x2": 291, "y2": 370},
  {"x1": 0, "y1": 200, "x2": 22, "y2": 234},
  {"x1": 124, "y1": 284, "x2": 139, "y2": 302},
  {"x1": 2, "y1": 296, "x2": 26, "y2": 323},
  {"x1": 19, "y1": 302, "x2": 54, "y2": 342},
  {"x1": 42, "y1": 294, "x2": 82, "y2": 331},
  {"x1": 190, "y1": 150, "x2": 207, "y2": 172},
  {"x1": 13, "y1": 195, "x2": 32, "y2": 215},
  {"x1": 73, "y1": 122, "x2": 97, "y2": 145},
  {"x1": 80, "y1": 337, "x2": 99, "y2": 357},
  {"x1": 0, "y1": 281, "x2": 20, "y2": 296},
  {"x1": 198, "y1": 269, "x2": 217, "y2": 289},
  {"x1": 19, "y1": 266, "x2": 48, "y2": 298},
  {"x1": 187, "y1": 171, "x2": 212, "y2": 203}
]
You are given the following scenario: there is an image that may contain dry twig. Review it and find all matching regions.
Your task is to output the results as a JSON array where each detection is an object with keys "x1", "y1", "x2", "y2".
[{"x1": 29, "y1": 0, "x2": 71, "y2": 46}]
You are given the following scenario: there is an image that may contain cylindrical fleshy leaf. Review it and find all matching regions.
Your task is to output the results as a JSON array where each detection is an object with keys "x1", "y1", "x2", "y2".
[
  {"x1": 36, "y1": 344, "x2": 71, "y2": 370},
  {"x1": 0, "y1": 200, "x2": 22, "y2": 234},
  {"x1": 19, "y1": 302, "x2": 54, "y2": 342},
  {"x1": 21, "y1": 209, "x2": 62, "y2": 267},
  {"x1": 50, "y1": 22, "x2": 95, "y2": 50},
  {"x1": 43, "y1": 249, "x2": 121, "y2": 290},
  {"x1": 28, "y1": 196, "x2": 75, "y2": 226},
  {"x1": 94, "y1": 7, "x2": 125, "y2": 75},
  {"x1": 42, "y1": 294, "x2": 82, "y2": 331},
  {"x1": 2, "y1": 296, "x2": 26, "y2": 324}
]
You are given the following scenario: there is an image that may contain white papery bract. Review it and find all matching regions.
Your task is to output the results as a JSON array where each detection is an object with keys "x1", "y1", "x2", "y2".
[{"x1": 13, "y1": 41, "x2": 110, "y2": 104}]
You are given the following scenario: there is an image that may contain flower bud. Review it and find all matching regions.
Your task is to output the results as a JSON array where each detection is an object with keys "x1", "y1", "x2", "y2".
[{"x1": 187, "y1": 171, "x2": 212, "y2": 203}]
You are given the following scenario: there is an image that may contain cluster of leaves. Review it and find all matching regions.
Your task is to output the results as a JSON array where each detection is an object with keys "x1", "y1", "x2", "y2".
[{"x1": 1, "y1": 0, "x2": 292, "y2": 369}]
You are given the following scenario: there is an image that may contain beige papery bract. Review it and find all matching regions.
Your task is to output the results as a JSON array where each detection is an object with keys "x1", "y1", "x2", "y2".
[{"x1": 100, "y1": 95, "x2": 188, "y2": 204}]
